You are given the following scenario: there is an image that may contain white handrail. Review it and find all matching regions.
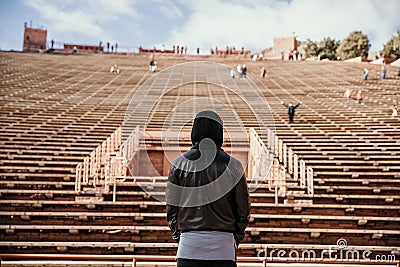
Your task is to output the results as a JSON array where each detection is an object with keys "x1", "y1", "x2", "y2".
[
  {"x1": 293, "y1": 154, "x2": 299, "y2": 181},
  {"x1": 75, "y1": 163, "x2": 82, "y2": 192},
  {"x1": 263, "y1": 128, "x2": 314, "y2": 200},
  {"x1": 283, "y1": 144, "x2": 287, "y2": 168},
  {"x1": 249, "y1": 128, "x2": 287, "y2": 204},
  {"x1": 75, "y1": 126, "x2": 124, "y2": 194},
  {"x1": 248, "y1": 128, "x2": 269, "y2": 184},
  {"x1": 307, "y1": 166, "x2": 314, "y2": 196},
  {"x1": 300, "y1": 159, "x2": 306, "y2": 188},
  {"x1": 288, "y1": 148, "x2": 293, "y2": 174}
]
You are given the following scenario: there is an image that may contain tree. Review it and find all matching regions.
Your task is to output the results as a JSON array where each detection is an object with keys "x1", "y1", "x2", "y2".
[
  {"x1": 380, "y1": 31, "x2": 400, "y2": 58},
  {"x1": 303, "y1": 38, "x2": 340, "y2": 60},
  {"x1": 304, "y1": 39, "x2": 319, "y2": 58},
  {"x1": 337, "y1": 31, "x2": 370, "y2": 60},
  {"x1": 319, "y1": 37, "x2": 340, "y2": 60}
]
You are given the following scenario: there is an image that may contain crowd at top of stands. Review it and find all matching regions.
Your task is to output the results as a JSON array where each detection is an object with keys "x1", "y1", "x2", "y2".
[{"x1": 138, "y1": 44, "x2": 251, "y2": 56}]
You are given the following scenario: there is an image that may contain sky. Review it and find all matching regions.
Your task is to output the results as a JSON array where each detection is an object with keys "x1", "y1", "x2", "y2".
[{"x1": 0, "y1": 0, "x2": 399, "y2": 54}]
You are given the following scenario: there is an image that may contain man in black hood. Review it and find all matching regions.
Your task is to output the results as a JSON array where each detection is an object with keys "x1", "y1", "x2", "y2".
[{"x1": 166, "y1": 110, "x2": 250, "y2": 267}]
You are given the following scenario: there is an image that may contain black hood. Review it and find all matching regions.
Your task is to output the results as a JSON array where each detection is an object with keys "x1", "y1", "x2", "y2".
[{"x1": 191, "y1": 110, "x2": 223, "y2": 149}]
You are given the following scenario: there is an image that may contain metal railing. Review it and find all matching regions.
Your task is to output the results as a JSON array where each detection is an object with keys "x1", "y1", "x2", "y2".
[
  {"x1": 266, "y1": 128, "x2": 314, "y2": 197},
  {"x1": 75, "y1": 126, "x2": 313, "y2": 203},
  {"x1": 75, "y1": 127, "x2": 122, "y2": 193},
  {"x1": 75, "y1": 126, "x2": 141, "y2": 202},
  {"x1": 248, "y1": 128, "x2": 314, "y2": 204},
  {"x1": 249, "y1": 128, "x2": 285, "y2": 204},
  {"x1": 248, "y1": 127, "x2": 271, "y2": 183},
  {"x1": 0, "y1": 254, "x2": 398, "y2": 267}
]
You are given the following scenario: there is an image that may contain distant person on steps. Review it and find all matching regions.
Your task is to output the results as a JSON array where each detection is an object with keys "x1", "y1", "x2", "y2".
[
  {"x1": 282, "y1": 101, "x2": 302, "y2": 123},
  {"x1": 392, "y1": 103, "x2": 398, "y2": 116},
  {"x1": 357, "y1": 90, "x2": 364, "y2": 104},
  {"x1": 363, "y1": 68, "x2": 369, "y2": 80}
]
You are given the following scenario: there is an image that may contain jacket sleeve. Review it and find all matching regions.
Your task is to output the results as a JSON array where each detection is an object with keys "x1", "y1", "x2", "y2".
[
  {"x1": 233, "y1": 171, "x2": 251, "y2": 246},
  {"x1": 166, "y1": 166, "x2": 181, "y2": 243}
]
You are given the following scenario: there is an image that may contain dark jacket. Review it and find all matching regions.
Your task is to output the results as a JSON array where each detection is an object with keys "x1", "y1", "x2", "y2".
[
  {"x1": 283, "y1": 103, "x2": 300, "y2": 116},
  {"x1": 166, "y1": 110, "x2": 251, "y2": 245}
]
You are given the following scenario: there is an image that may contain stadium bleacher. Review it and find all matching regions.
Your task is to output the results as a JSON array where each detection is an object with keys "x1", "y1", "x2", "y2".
[{"x1": 0, "y1": 51, "x2": 399, "y2": 266}]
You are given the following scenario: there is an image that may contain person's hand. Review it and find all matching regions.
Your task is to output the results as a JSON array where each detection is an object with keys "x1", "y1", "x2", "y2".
[
  {"x1": 281, "y1": 101, "x2": 284, "y2": 105},
  {"x1": 299, "y1": 101, "x2": 303, "y2": 105}
]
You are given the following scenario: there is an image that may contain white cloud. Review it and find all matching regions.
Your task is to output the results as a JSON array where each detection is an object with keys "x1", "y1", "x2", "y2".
[
  {"x1": 23, "y1": 0, "x2": 139, "y2": 43},
  {"x1": 164, "y1": 0, "x2": 400, "y2": 52},
  {"x1": 158, "y1": 0, "x2": 183, "y2": 20},
  {"x1": 16, "y1": 0, "x2": 400, "y2": 52}
]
